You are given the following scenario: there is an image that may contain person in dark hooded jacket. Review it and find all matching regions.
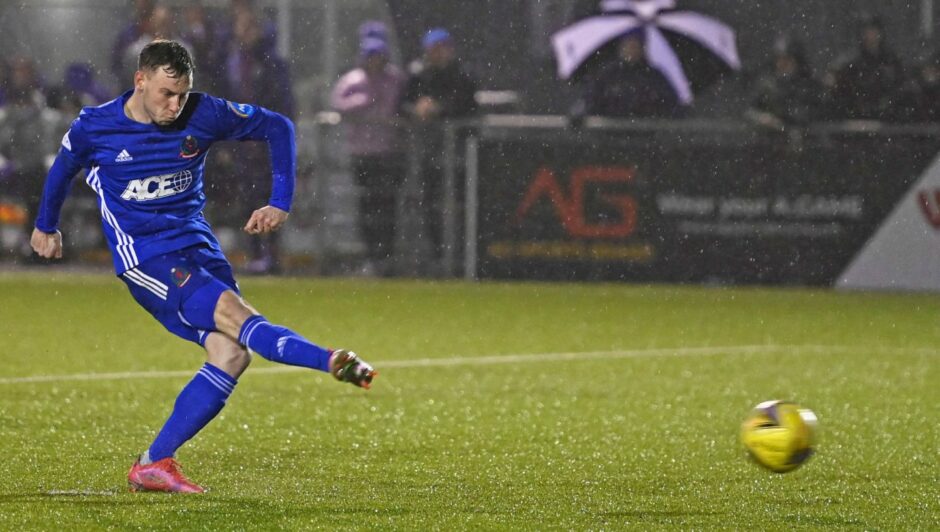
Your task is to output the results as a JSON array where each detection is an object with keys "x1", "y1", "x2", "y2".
[
  {"x1": 400, "y1": 29, "x2": 478, "y2": 267},
  {"x1": 826, "y1": 14, "x2": 904, "y2": 120},
  {"x1": 893, "y1": 52, "x2": 940, "y2": 123},
  {"x1": 579, "y1": 32, "x2": 681, "y2": 118},
  {"x1": 401, "y1": 28, "x2": 477, "y2": 122},
  {"x1": 746, "y1": 37, "x2": 822, "y2": 127}
]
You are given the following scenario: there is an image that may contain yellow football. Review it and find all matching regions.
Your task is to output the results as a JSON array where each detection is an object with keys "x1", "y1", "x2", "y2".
[{"x1": 741, "y1": 400, "x2": 817, "y2": 473}]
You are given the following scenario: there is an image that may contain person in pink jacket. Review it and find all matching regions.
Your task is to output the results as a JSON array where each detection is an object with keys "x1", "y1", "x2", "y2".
[{"x1": 331, "y1": 22, "x2": 406, "y2": 276}]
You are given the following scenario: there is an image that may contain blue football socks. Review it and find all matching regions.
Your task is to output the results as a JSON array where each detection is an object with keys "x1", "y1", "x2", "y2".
[
  {"x1": 237, "y1": 315, "x2": 331, "y2": 372},
  {"x1": 146, "y1": 363, "x2": 236, "y2": 463},
  {"x1": 144, "y1": 319, "x2": 331, "y2": 463}
]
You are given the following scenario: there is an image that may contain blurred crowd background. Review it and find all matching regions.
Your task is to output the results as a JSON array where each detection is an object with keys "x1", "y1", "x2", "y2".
[{"x1": 1, "y1": 0, "x2": 939, "y2": 278}]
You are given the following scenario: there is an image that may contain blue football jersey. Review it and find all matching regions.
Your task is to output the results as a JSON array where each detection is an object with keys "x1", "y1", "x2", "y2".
[{"x1": 36, "y1": 90, "x2": 295, "y2": 274}]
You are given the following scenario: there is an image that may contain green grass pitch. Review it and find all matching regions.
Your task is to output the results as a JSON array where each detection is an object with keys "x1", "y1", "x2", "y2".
[{"x1": 0, "y1": 272, "x2": 937, "y2": 530}]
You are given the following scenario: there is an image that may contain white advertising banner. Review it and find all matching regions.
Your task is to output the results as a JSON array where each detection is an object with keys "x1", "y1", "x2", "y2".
[{"x1": 838, "y1": 154, "x2": 940, "y2": 291}]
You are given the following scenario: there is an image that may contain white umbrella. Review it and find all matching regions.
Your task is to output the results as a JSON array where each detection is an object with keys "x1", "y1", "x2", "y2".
[{"x1": 552, "y1": 0, "x2": 741, "y2": 105}]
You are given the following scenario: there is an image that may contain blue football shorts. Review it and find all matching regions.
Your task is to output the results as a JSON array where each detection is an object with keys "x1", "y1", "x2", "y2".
[{"x1": 119, "y1": 244, "x2": 240, "y2": 346}]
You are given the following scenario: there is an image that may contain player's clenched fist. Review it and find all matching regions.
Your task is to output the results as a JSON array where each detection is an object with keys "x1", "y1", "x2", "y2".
[
  {"x1": 243, "y1": 205, "x2": 289, "y2": 234},
  {"x1": 30, "y1": 228, "x2": 63, "y2": 259}
]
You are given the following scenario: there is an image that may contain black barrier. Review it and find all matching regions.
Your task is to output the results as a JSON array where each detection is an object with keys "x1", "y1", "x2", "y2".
[{"x1": 464, "y1": 117, "x2": 940, "y2": 285}]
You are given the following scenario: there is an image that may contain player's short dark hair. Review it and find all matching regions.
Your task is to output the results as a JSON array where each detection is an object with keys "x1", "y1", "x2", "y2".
[{"x1": 138, "y1": 39, "x2": 195, "y2": 78}]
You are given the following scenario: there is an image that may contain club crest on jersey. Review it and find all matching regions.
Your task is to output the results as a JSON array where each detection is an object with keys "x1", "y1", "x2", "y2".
[
  {"x1": 170, "y1": 267, "x2": 192, "y2": 287},
  {"x1": 227, "y1": 101, "x2": 256, "y2": 118},
  {"x1": 121, "y1": 170, "x2": 193, "y2": 201},
  {"x1": 179, "y1": 135, "x2": 201, "y2": 159}
]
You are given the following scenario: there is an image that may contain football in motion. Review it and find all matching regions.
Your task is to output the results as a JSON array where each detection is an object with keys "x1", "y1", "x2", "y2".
[{"x1": 740, "y1": 400, "x2": 817, "y2": 473}]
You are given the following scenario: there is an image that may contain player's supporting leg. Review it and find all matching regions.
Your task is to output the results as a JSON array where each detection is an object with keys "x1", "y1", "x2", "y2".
[
  {"x1": 128, "y1": 333, "x2": 250, "y2": 493},
  {"x1": 211, "y1": 291, "x2": 376, "y2": 388}
]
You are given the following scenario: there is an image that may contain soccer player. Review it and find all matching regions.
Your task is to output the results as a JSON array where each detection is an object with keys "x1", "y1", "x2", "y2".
[{"x1": 30, "y1": 39, "x2": 376, "y2": 493}]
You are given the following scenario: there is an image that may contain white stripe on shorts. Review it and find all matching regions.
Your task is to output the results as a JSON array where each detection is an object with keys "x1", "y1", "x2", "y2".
[
  {"x1": 131, "y1": 268, "x2": 169, "y2": 293},
  {"x1": 123, "y1": 269, "x2": 168, "y2": 300}
]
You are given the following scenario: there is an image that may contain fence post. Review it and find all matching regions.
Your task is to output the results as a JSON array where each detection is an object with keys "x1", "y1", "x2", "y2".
[
  {"x1": 464, "y1": 135, "x2": 479, "y2": 281},
  {"x1": 442, "y1": 122, "x2": 458, "y2": 277}
]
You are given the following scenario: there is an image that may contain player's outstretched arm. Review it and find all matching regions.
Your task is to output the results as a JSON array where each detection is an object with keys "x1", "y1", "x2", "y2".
[
  {"x1": 34, "y1": 118, "x2": 89, "y2": 253},
  {"x1": 31, "y1": 229, "x2": 63, "y2": 259},
  {"x1": 243, "y1": 205, "x2": 289, "y2": 235}
]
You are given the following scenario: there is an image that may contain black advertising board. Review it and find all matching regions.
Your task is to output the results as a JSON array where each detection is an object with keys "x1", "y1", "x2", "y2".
[{"x1": 472, "y1": 125, "x2": 940, "y2": 284}]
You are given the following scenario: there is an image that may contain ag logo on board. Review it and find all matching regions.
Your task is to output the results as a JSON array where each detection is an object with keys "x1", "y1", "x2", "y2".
[{"x1": 515, "y1": 166, "x2": 638, "y2": 238}]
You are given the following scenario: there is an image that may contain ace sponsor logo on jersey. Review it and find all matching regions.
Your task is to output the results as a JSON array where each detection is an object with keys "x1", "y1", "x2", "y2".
[
  {"x1": 121, "y1": 170, "x2": 194, "y2": 201},
  {"x1": 227, "y1": 101, "x2": 256, "y2": 118}
]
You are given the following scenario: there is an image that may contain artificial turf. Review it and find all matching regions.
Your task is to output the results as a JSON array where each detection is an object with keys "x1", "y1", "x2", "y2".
[{"x1": 0, "y1": 272, "x2": 937, "y2": 529}]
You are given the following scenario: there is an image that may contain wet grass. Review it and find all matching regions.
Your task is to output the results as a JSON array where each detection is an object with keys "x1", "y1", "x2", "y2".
[{"x1": 0, "y1": 272, "x2": 938, "y2": 529}]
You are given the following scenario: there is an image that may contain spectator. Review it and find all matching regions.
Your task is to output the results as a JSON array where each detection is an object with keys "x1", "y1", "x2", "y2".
[
  {"x1": 111, "y1": 0, "x2": 156, "y2": 83},
  {"x1": 7, "y1": 56, "x2": 46, "y2": 109},
  {"x1": 359, "y1": 20, "x2": 389, "y2": 42},
  {"x1": 576, "y1": 32, "x2": 682, "y2": 119},
  {"x1": 402, "y1": 28, "x2": 477, "y2": 122},
  {"x1": 45, "y1": 85, "x2": 84, "y2": 119},
  {"x1": 826, "y1": 14, "x2": 904, "y2": 120},
  {"x1": 746, "y1": 37, "x2": 822, "y2": 128},
  {"x1": 894, "y1": 52, "x2": 940, "y2": 123},
  {"x1": 216, "y1": 7, "x2": 294, "y2": 274},
  {"x1": 223, "y1": 0, "x2": 278, "y2": 54},
  {"x1": 180, "y1": 2, "x2": 225, "y2": 94},
  {"x1": 115, "y1": 4, "x2": 191, "y2": 84},
  {"x1": 0, "y1": 59, "x2": 9, "y2": 108},
  {"x1": 401, "y1": 28, "x2": 478, "y2": 267},
  {"x1": 331, "y1": 23, "x2": 407, "y2": 276},
  {"x1": 0, "y1": 57, "x2": 64, "y2": 238},
  {"x1": 3, "y1": 56, "x2": 51, "y2": 122},
  {"x1": 0, "y1": 58, "x2": 11, "y2": 181},
  {"x1": 223, "y1": 8, "x2": 292, "y2": 115},
  {"x1": 63, "y1": 63, "x2": 112, "y2": 106}
]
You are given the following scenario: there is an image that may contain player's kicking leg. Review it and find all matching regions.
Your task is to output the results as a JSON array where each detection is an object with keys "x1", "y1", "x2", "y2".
[
  {"x1": 213, "y1": 291, "x2": 377, "y2": 389},
  {"x1": 128, "y1": 333, "x2": 250, "y2": 493}
]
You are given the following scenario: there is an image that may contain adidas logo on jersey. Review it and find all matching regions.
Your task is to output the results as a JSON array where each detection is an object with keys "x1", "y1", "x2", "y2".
[{"x1": 115, "y1": 149, "x2": 134, "y2": 162}]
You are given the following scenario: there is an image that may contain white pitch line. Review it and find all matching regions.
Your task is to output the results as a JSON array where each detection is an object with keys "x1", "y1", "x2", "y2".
[{"x1": 0, "y1": 344, "x2": 934, "y2": 386}]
